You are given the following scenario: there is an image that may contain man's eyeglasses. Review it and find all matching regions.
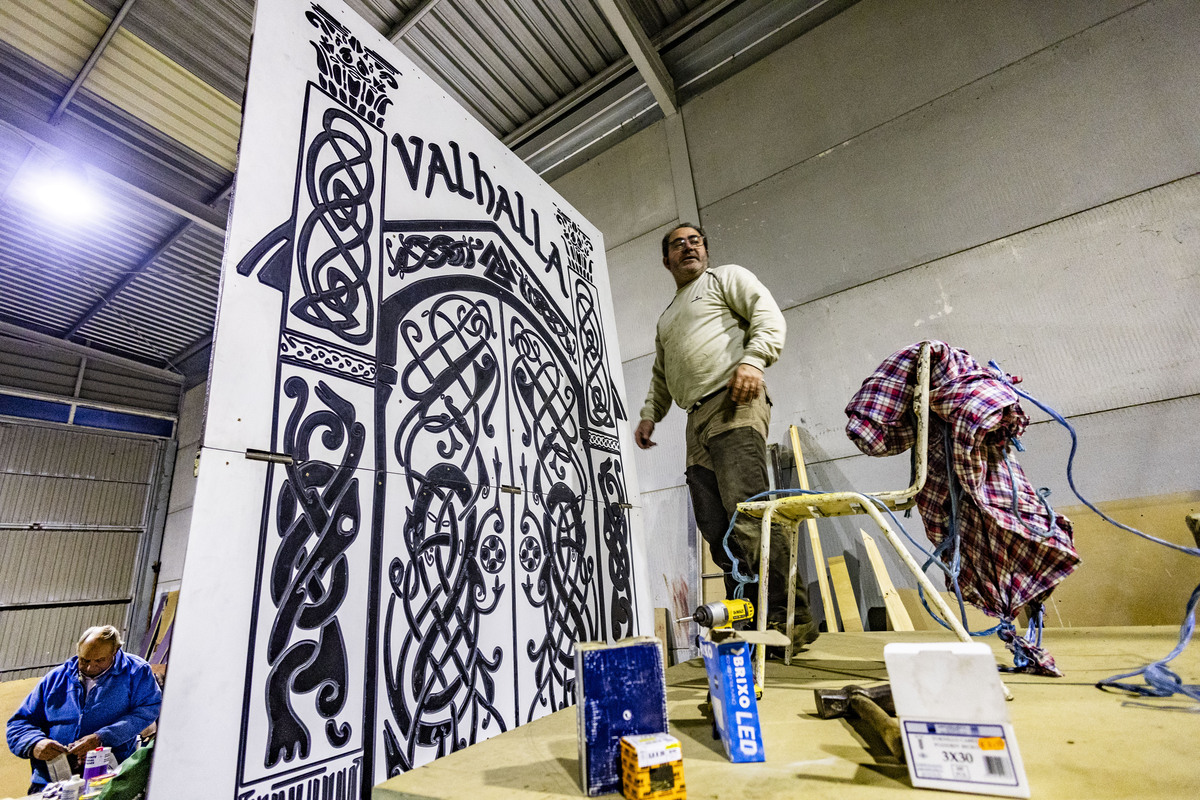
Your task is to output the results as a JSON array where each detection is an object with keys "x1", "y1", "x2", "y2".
[{"x1": 668, "y1": 235, "x2": 704, "y2": 251}]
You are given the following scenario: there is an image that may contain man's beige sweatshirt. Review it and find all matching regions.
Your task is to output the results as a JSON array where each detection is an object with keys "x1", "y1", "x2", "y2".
[{"x1": 639, "y1": 264, "x2": 786, "y2": 422}]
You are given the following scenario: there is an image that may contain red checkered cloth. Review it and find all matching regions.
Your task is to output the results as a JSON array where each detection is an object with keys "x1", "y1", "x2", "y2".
[{"x1": 845, "y1": 341, "x2": 1079, "y2": 676}]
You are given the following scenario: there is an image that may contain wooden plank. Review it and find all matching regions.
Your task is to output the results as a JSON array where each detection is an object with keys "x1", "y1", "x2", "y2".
[
  {"x1": 653, "y1": 607, "x2": 669, "y2": 667},
  {"x1": 1046, "y1": 492, "x2": 1200, "y2": 627},
  {"x1": 790, "y1": 425, "x2": 838, "y2": 632},
  {"x1": 858, "y1": 529, "x2": 914, "y2": 631},
  {"x1": 826, "y1": 556, "x2": 863, "y2": 632}
]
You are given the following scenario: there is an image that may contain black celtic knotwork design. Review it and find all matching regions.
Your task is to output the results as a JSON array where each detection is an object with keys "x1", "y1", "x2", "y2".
[
  {"x1": 574, "y1": 279, "x2": 625, "y2": 430},
  {"x1": 555, "y1": 206, "x2": 594, "y2": 283},
  {"x1": 509, "y1": 316, "x2": 596, "y2": 719},
  {"x1": 518, "y1": 536, "x2": 542, "y2": 572},
  {"x1": 381, "y1": 293, "x2": 508, "y2": 775},
  {"x1": 509, "y1": 318, "x2": 581, "y2": 497},
  {"x1": 264, "y1": 376, "x2": 363, "y2": 767},
  {"x1": 477, "y1": 240, "x2": 576, "y2": 360},
  {"x1": 385, "y1": 234, "x2": 483, "y2": 277},
  {"x1": 598, "y1": 458, "x2": 634, "y2": 640},
  {"x1": 306, "y1": 4, "x2": 400, "y2": 126},
  {"x1": 520, "y1": 475, "x2": 594, "y2": 720},
  {"x1": 479, "y1": 534, "x2": 506, "y2": 574},
  {"x1": 223, "y1": 1, "x2": 646, "y2": 796},
  {"x1": 291, "y1": 107, "x2": 376, "y2": 345}
]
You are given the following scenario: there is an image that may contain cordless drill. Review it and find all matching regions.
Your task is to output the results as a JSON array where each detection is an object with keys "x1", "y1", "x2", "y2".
[{"x1": 677, "y1": 598, "x2": 753, "y2": 629}]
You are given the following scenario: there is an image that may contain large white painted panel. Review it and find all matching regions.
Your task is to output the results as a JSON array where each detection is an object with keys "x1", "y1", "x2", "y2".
[
  {"x1": 703, "y1": 0, "x2": 1200, "y2": 310},
  {"x1": 638, "y1": 484, "x2": 698, "y2": 660},
  {"x1": 155, "y1": 1, "x2": 648, "y2": 797}
]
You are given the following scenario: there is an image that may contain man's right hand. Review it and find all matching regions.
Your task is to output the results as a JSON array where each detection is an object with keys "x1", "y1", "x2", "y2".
[
  {"x1": 634, "y1": 419, "x2": 656, "y2": 450},
  {"x1": 31, "y1": 738, "x2": 68, "y2": 761}
]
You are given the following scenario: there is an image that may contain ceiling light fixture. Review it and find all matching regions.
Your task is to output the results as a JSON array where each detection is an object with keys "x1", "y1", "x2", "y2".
[{"x1": 18, "y1": 157, "x2": 100, "y2": 223}]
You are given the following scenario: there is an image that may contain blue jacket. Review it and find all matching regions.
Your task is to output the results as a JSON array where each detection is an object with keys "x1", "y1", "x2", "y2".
[{"x1": 6, "y1": 650, "x2": 162, "y2": 790}]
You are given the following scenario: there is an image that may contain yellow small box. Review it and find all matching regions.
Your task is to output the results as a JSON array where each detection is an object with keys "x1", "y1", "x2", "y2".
[{"x1": 619, "y1": 733, "x2": 686, "y2": 800}]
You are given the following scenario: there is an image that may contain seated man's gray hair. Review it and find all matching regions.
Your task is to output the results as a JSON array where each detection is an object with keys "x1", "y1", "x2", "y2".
[{"x1": 78, "y1": 625, "x2": 124, "y2": 649}]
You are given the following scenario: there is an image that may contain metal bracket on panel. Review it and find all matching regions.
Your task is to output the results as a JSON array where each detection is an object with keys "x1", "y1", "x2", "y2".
[
  {"x1": 500, "y1": 484, "x2": 522, "y2": 495},
  {"x1": 245, "y1": 448, "x2": 294, "y2": 466},
  {"x1": 618, "y1": 502, "x2": 633, "y2": 509}
]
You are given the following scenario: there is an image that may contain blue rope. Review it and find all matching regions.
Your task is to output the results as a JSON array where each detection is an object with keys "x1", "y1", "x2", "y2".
[
  {"x1": 986, "y1": 360, "x2": 1200, "y2": 559},
  {"x1": 911, "y1": 420, "x2": 1003, "y2": 638},
  {"x1": 986, "y1": 359, "x2": 1200, "y2": 702},
  {"x1": 1096, "y1": 583, "x2": 1200, "y2": 702},
  {"x1": 721, "y1": 486, "x2": 808, "y2": 599},
  {"x1": 717, "y1": 483, "x2": 1008, "y2": 637}
]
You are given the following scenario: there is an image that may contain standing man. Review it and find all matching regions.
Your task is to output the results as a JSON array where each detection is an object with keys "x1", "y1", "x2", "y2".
[
  {"x1": 7, "y1": 625, "x2": 162, "y2": 793},
  {"x1": 635, "y1": 224, "x2": 816, "y2": 648}
]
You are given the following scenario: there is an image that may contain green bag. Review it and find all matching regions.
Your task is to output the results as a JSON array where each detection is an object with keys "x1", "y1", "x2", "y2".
[{"x1": 95, "y1": 739, "x2": 153, "y2": 800}]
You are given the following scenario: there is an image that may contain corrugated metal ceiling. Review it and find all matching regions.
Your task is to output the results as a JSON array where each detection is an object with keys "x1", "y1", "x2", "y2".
[{"x1": 0, "y1": 0, "x2": 858, "y2": 397}]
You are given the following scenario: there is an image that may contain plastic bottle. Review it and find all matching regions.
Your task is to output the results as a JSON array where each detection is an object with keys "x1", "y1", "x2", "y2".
[{"x1": 60, "y1": 776, "x2": 85, "y2": 800}]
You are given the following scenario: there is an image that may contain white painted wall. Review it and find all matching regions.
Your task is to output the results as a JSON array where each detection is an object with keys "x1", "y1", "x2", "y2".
[
  {"x1": 157, "y1": 382, "x2": 205, "y2": 597},
  {"x1": 553, "y1": 0, "x2": 1200, "y2": 634}
]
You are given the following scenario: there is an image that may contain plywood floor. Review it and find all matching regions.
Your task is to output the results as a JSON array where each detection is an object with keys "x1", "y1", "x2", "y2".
[{"x1": 374, "y1": 628, "x2": 1200, "y2": 799}]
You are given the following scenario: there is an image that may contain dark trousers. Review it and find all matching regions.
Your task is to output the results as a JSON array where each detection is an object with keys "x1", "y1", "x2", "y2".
[{"x1": 685, "y1": 426, "x2": 811, "y2": 626}]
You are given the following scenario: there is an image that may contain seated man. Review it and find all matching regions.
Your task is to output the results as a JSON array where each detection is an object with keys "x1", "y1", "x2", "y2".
[{"x1": 6, "y1": 625, "x2": 162, "y2": 793}]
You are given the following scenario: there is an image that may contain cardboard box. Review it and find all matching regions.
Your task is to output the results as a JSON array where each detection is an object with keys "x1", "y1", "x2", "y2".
[
  {"x1": 698, "y1": 627, "x2": 785, "y2": 763},
  {"x1": 620, "y1": 733, "x2": 685, "y2": 800},
  {"x1": 575, "y1": 636, "x2": 669, "y2": 796}
]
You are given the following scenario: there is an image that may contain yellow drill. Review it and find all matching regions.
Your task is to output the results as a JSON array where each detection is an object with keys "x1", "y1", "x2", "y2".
[{"x1": 677, "y1": 598, "x2": 753, "y2": 629}]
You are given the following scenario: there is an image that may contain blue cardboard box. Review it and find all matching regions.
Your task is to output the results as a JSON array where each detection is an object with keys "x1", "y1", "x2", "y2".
[
  {"x1": 575, "y1": 636, "x2": 669, "y2": 796},
  {"x1": 699, "y1": 629, "x2": 780, "y2": 763}
]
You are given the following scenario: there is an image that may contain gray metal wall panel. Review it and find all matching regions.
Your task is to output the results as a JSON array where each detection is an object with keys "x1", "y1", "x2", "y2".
[
  {"x1": 114, "y1": 0, "x2": 254, "y2": 104},
  {"x1": 0, "y1": 338, "x2": 79, "y2": 397},
  {"x1": 0, "y1": 529, "x2": 138, "y2": 605},
  {"x1": 0, "y1": 474, "x2": 146, "y2": 527},
  {"x1": 773, "y1": 174, "x2": 1200, "y2": 462},
  {"x1": 555, "y1": 0, "x2": 1198, "y2": 635},
  {"x1": 0, "y1": 333, "x2": 180, "y2": 413},
  {"x1": 0, "y1": 423, "x2": 158, "y2": 482},
  {"x1": 0, "y1": 603, "x2": 127, "y2": 679},
  {"x1": 0, "y1": 422, "x2": 160, "y2": 676}
]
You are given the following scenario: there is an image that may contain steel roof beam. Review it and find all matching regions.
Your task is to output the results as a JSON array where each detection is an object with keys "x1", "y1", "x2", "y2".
[
  {"x1": 504, "y1": 0, "x2": 740, "y2": 150},
  {"x1": 49, "y1": 0, "x2": 142, "y2": 126},
  {"x1": 387, "y1": 0, "x2": 445, "y2": 43},
  {"x1": 595, "y1": 0, "x2": 676, "y2": 115},
  {"x1": 0, "y1": 321, "x2": 183, "y2": 384},
  {"x1": 64, "y1": 179, "x2": 233, "y2": 339}
]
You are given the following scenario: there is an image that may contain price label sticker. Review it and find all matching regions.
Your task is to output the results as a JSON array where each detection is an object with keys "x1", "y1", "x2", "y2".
[{"x1": 903, "y1": 721, "x2": 1019, "y2": 788}]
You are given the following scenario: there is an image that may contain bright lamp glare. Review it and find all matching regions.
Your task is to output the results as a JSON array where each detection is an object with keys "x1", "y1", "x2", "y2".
[{"x1": 20, "y1": 161, "x2": 99, "y2": 222}]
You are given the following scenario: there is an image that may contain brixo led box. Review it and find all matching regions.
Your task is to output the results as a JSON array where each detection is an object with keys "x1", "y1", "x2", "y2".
[{"x1": 699, "y1": 630, "x2": 765, "y2": 763}]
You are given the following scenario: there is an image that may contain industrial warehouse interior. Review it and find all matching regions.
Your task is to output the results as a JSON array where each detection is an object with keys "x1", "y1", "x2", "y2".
[{"x1": 0, "y1": 0, "x2": 1197, "y2": 798}]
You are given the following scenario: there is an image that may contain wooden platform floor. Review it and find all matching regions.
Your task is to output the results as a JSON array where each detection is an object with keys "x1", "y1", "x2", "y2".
[{"x1": 374, "y1": 627, "x2": 1200, "y2": 799}]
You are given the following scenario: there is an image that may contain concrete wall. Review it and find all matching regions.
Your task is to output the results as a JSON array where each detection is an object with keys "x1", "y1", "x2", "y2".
[{"x1": 553, "y1": 0, "x2": 1200, "y2": 637}]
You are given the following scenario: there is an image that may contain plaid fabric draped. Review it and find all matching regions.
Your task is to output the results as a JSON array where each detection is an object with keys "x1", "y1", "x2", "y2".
[{"x1": 845, "y1": 341, "x2": 1080, "y2": 675}]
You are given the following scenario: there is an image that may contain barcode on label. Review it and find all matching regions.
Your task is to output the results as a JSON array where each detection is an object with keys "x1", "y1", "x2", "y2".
[{"x1": 984, "y1": 755, "x2": 1009, "y2": 777}]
